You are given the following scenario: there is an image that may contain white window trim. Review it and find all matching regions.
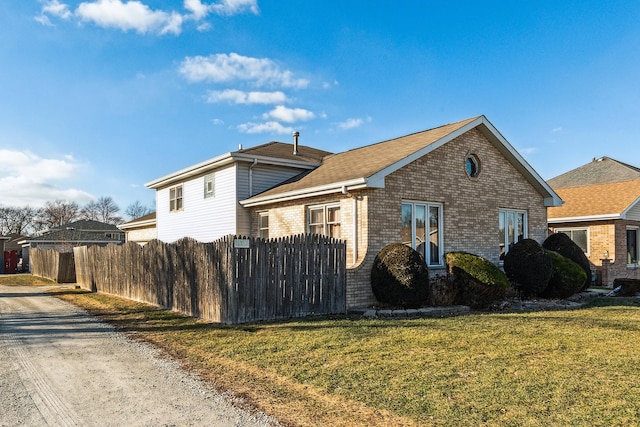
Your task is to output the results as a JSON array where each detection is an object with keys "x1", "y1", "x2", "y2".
[
  {"x1": 499, "y1": 208, "x2": 528, "y2": 260},
  {"x1": 402, "y1": 200, "x2": 444, "y2": 267},
  {"x1": 307, "y1": 203, "x2": 341, "y2": 238},
  {"x1": 258, "y1": 212, "x2": 269, "y2": 239},
  {"x1": 169, "y1": 185, "x2": 183, "y2": 212},
  {"x1": 627, "y1": 226, "x2": 639, "y2": 266},
  {"x1": 204, "y1": 174, "x2": 215, "y2": 199},
  {"x1": 555, "y1": 227, "x2": 590, "y2": 257}
]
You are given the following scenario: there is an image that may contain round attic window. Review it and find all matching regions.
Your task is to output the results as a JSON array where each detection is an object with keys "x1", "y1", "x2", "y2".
[{"x1": 465, "y1": 154, "x2": 480, "y2": 178}]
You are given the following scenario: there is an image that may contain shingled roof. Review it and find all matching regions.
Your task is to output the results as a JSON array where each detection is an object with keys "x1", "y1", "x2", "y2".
[
  {"x1": 548, "y1": 180, "x2": 640, "y2": 221},
  {"x1": 548, "y1": 157, "x2": 640, "y2": 189},
  {"x1": 146, "y1": 141, "x2": 332, "y2": 189},
  {"x1": 241, "y1": 115, "x2": 562, "y2": 207}
]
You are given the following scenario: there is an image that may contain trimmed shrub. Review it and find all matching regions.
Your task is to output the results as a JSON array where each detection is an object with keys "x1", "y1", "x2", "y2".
[
  {"x1": 540, "y1": 250, "x2": 587, "y2": 299},
  {"x1": 444, "y1": 252, "x2": 509, "y2": 308},
  {"x1": 371, "y1": 243, "x2": 431, "y2": 308},
  {"x1": 543, "y1": 232, "x2": 592, "y2": 291},
  {"x1": 503, "y1": 239, "x2": 552, "y2": 297}
]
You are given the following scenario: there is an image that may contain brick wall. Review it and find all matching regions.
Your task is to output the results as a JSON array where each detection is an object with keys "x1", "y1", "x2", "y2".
[
  {"x1": 250, "y1": 128, "x2": 549, "y2": 308},
  {"x1": 550, "y1": 219, "x2": 640, "y2": 286}
]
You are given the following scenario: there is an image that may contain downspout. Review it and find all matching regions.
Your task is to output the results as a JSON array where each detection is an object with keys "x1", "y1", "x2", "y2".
[
  {"x1": 249, "y1": 158, "x2": 258, "y2": 196},
  {"x1": 341, "y1": 185, "x2": 358, "y2": 265}
]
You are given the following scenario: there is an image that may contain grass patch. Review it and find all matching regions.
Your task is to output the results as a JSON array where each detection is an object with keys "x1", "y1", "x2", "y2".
[
  {"x1": 10, "y1": 276, "x2": 640, "y2": 426},
  {"x1": 0, "y1": 274, "x2": 55, "y2": 286}
]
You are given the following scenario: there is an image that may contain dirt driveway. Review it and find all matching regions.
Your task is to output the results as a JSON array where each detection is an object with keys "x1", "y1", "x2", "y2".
[{"x1": 0, "y1": 284, "x2": 279, "y2": 427}]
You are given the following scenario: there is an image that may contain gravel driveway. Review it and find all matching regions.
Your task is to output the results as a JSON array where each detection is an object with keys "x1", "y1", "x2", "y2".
[{"x1": 0, "y1": 284, "x2": 279, "y2": 427}]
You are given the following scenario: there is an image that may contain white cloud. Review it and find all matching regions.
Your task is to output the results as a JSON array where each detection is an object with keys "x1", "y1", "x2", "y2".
[
  {"x1": 210, "y1": 0, "x2": 259, "y2": 15},
  {"x1": 35, "y1": 0, "x2": 72, "y2": 25},
  {"x1": 237, "y1": 121, "x2": 294, "y2": 135},
  {"x1": 211, "y1": 118, "x2": 224, "y2": 125},
  {"x1": 0, "y1": 149, "x2": 93, "y2": 207},
  {"x1": 76, "y1": 0, "x2": 184, "y2": 35},
  {"x1": 263, "y1": 105, "x2": 315, "y2": 123},
  {"x1": 184, "y1": 0, "x2": 210, "y2": 20},
  {"x1": 551, "y1": 127, "x2": 563, "y2": 133},
  {"x1": 337, "y1": 116, "x2": 372, "y2": 130},
  {"x1": 518, "y1": 147, "x2": 538, "y2": 155},
  {"x1": 206, "y1": 89, "x2": 289, "y2": 105},
  {"x1": 179, "y1": 53, "x2": 309, "y2": 88}
]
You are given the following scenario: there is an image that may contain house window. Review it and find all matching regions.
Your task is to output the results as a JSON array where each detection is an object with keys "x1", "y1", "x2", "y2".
[
  {"x1": 556, "y1": 228, "x2": 589, "y2": 255},
  {"x1": 258, "y1": 212, "x2": 269, "y2": 239},
  {"x1": 465, "y1": 154, "x2": 481, "y2": 178},
  {"x1": 307, "y1": 204, "x2": 340, "y2": 238},
  {"x1": 204, "y1": 174, "x2": 214, "y2": 199},
  {"x1": 402, "y1": 201, "x2": 443, "y2": 266},
  {"x1": 499, "y1": 209, "x2": 527, "y2": 259},
  {"x1": 627, "y1": 227, "x2": 639, "y2": 265},
  {"x1": 169, "y1": 185, "x2": 183, "y2": 212}
]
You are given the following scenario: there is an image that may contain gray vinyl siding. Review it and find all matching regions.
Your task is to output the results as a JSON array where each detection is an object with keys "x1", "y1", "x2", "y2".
[
  {"x1": 236, "y1": 162, "x2": 311, "y2": 236},
  {"x1": 156, "y1": 164, "x2": 238, "y2": 243},
  {"x1": 627, "y1": 202, "x2": 640, "y2": 221}
]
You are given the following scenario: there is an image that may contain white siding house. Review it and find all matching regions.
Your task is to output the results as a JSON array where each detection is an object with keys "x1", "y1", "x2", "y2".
[{"x1": 146, "y1": 141, "x2": 332, "y2": 243}]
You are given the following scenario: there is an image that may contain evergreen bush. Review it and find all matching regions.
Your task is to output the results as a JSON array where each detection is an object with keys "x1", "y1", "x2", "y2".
[
  {"x1": 540, "y1": 250, "x2": 587, "y2": 299},
  {"x1": 543, "y1": 232, "x2": 592, "y2": 291},
  {"x1": 371, "y1": 243, "x2": 431, "y2": 308},
  {"x1": 503, "y1": 239, "x2": 552, "y2": 297},
  {"x1": 444, "y1": 252, "x2": 509, "y2": 308}
]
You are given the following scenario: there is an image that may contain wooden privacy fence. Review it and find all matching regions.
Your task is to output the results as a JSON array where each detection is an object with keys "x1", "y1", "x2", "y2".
[
  {"x1": 30, "y1": 248, "x2": 76, "y2": 283},
  {"x1": 73, "y1": 234, "x2": 346, "y2": 324}
]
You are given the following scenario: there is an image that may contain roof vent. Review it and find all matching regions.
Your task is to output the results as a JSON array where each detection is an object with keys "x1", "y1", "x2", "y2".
[{"x1": 292, "y1": 131, "x2": 300, "y2": 155}]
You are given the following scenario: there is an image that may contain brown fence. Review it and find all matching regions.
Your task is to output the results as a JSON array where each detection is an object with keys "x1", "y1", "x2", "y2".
[
  {"x1": 73, "y1": 234, "x2": 346, "y2": 324},
  {"x1": 30, "y1": 248, "x2": 76, "y2": 283}
]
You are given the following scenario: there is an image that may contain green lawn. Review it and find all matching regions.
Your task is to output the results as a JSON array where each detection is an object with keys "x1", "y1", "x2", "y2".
[{"x1": 5, "y1": 275, "x2": 640, "y2": 426}]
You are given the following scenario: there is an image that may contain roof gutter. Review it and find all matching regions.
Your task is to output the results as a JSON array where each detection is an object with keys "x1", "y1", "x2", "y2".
[
  {"x1": 240, "y1": 178, "x2": 369, "y2": 207},
  {"x1": 548, "y1": 213, "x2": 622, "y2": 223}
]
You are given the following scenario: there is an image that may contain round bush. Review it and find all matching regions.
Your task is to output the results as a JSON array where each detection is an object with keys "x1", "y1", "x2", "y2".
[
  {"x1": 543, "y1": 232, "x2": 592, "y2": 291},
  {"x1": 371, "y1": 243, "x2": 431, "y2": 308},
  {"x1": 503, "y1": 239, "x2": 552, "y2": 297},
  {"x1": 540, "y1": 250, "x2": 587, "y2": 299},
  {"x1": 444, "y1": 252, "x2": 509, "y2": 308}
]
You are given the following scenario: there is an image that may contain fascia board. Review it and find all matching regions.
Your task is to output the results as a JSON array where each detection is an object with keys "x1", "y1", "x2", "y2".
[
  {"x1": 145, "y1": 153, "x2": 321, "y2": 190},
  {"x1": 365, "y1": 117, "x2": 483, "y2": 187},
  {"x1": 145, "y1": 154, "x2": 235, "y2": 189},
  {"x1": 477, "y1": 117, "x2": 564, "y2": 207},
  {"x1": 548, "y1": 214, "x2": 622, "y2": 223},
  {"x1": 240, "y1": 178, "x2": 367, "y2": 207},
  {"x1": 118, "y1": 219, "x2": 157, "y2": 230}
]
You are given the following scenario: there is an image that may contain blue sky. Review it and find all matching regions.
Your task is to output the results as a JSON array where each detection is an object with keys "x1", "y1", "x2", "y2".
[{"x1": 1, "y1": 1, "x2": 639, "y2": 215}]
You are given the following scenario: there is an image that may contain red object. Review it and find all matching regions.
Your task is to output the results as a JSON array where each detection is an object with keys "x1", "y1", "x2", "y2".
[{"x1": 3, "y1": 251, "x2": 18, "y2": 274}]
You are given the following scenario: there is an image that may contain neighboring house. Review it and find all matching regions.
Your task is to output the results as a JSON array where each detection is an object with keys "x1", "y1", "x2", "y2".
[
  {"x1": 146, "y1": 140, "x2": 332, "y2": 243},
  {"x1": 20, "y1": 220, "x2": 125, "y2": 267},
  {"x1": 547, "y1": 156, "x2": 640, "y2": 286},
  {"x1": 118, "y1": 212, "x2": 157, "y2": 246},
  {"x1": 2, "y1": 234, "x2": 28, "y2": 273},
  {"x1": 148, "y1": 116, "x2": 560, "y2": 308}
]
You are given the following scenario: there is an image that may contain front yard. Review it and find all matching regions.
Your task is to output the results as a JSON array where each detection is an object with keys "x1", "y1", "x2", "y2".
[{"x1": 3, "y1": 276, "x2": 640, "y2": 426}]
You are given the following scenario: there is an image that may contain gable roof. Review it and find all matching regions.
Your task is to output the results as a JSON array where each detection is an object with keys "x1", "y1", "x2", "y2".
[
  {"x1": 21, "y1": 228, "x2": 122, "y2": 244},
  {"x1": 548, "y1": 179, "x2": 640, "y2": 222},
  {"x1": 548, "y1": 156, "x2": 640, "y2": 189},
  {"x1": 118, "y1": 212, "x2": 157, "y2": 231},
  {"x1": 146, "y1": 141, "x2": 333, "y2": 190},
  {"x1": 50, "y1": 219, "x2": 121, "y2": 232},
  {"x1": 241, "y1": 115, "x2": 562, "y2": 207}
]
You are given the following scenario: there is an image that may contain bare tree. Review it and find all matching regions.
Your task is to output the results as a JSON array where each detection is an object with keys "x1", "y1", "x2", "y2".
[
  {"x1": 124, "y1": 200, "x2": 153, "y2": 220},
  {"x1": 36, "y1": 200, "x2": 80, "y2": 230},
  {"x1": 0, "y1": 205, "x2": 40, "y2": 235},
  {"x1": 79, "y1": 196, "x2": 122, "y2": 225}
]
